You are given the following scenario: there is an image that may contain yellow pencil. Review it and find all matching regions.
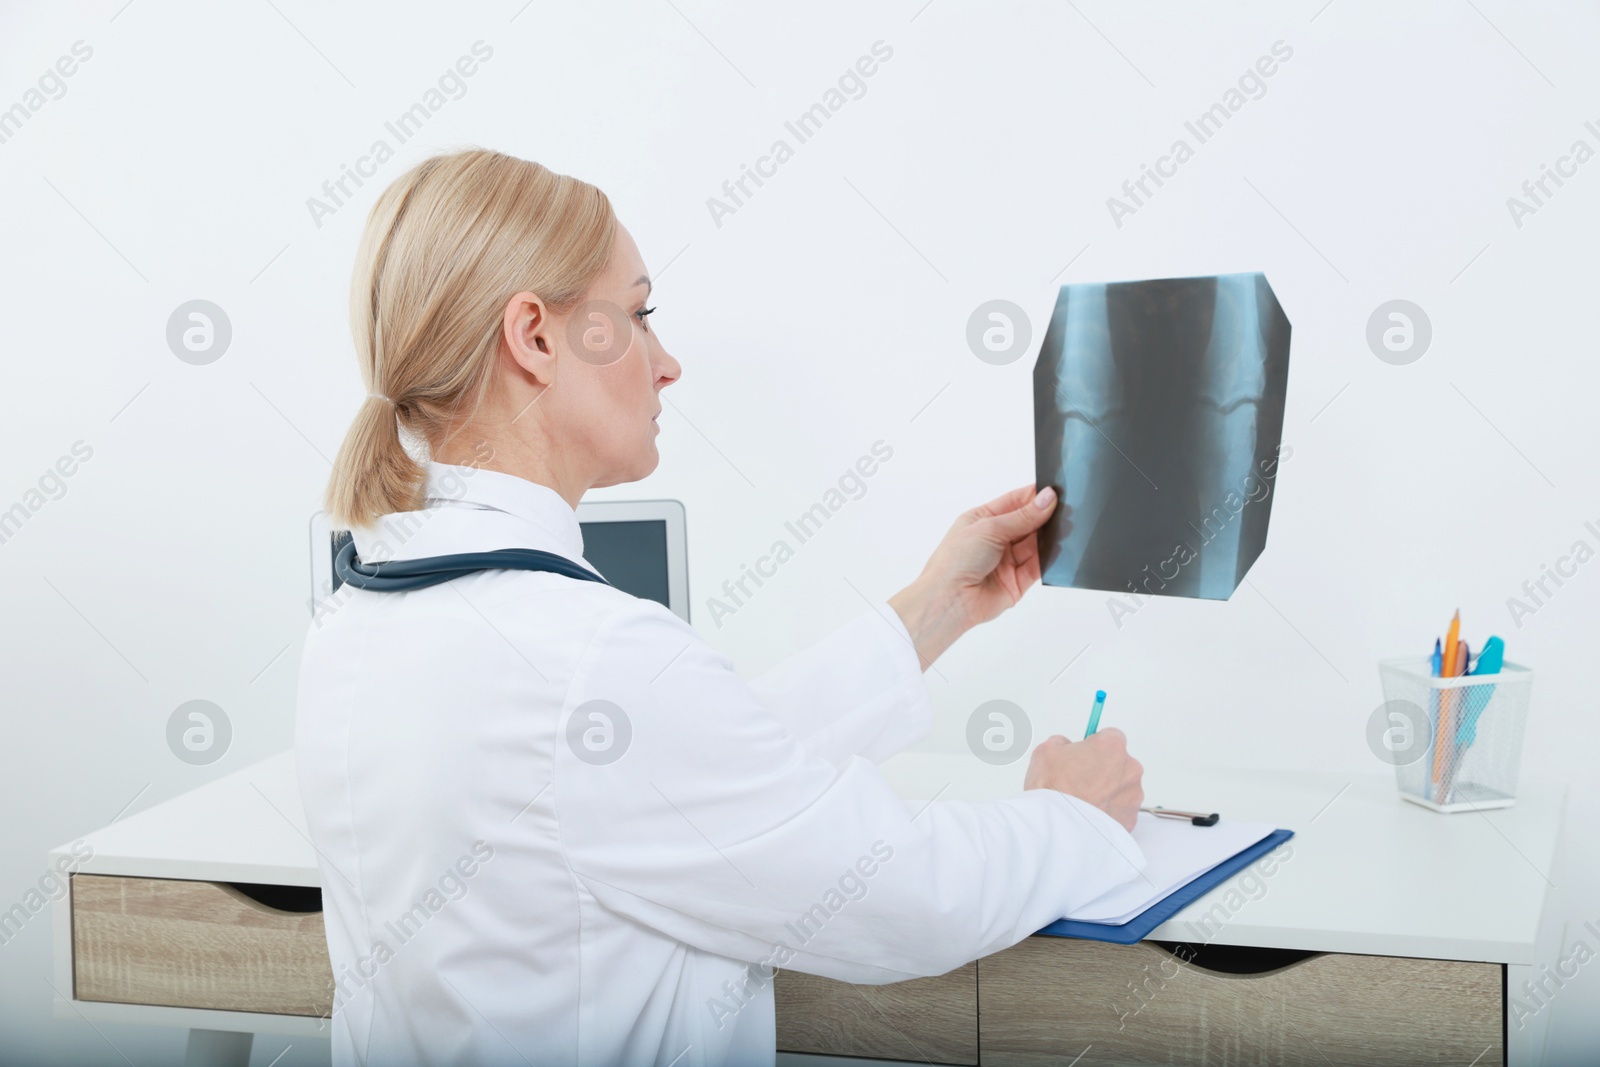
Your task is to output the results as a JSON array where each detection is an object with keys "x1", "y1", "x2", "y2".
[{"x1": 1433, "y1": 610, "x2": 1461, "y2": 801}]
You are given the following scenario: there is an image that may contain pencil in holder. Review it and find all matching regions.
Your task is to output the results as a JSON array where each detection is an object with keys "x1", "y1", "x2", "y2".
[{"x1": 1376, "y1": 656, "x2": 1533, "y2": 813}]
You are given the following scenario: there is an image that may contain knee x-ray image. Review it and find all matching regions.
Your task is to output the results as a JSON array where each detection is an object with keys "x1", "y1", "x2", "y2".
[{"x1": 1032, "y1": 273, "x2": 1291, "y2": 601}]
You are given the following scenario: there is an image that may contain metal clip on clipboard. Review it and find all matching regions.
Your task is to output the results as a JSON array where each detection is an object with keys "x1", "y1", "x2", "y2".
[{"x1": 1141, "y1": 806, "x2": 1220, "y2": 827}]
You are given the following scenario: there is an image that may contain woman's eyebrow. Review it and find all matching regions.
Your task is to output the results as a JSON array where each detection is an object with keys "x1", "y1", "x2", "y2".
[{"x1": 633, "y1": 274, "x2": 651, "y2": 294}]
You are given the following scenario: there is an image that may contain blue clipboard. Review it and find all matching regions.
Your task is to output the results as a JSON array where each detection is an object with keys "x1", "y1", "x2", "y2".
[{"x1": 1037, "y1": 828, "x2": 1295, "y2": 945}]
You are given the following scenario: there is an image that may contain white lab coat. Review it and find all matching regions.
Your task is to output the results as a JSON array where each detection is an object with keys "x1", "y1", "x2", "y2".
[{"x1": 294, "y1": 461, "x2": 1146, "y2": 1067}]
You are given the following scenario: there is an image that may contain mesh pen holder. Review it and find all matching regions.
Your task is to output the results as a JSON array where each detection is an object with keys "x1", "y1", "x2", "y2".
[{"x1": 1376, "y1": 656, "x2": 1533, "y2": 813}]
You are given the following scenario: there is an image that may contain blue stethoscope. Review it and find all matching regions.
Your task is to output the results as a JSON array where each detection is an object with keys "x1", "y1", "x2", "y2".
[{"x1": 335, "y1": 538, "x2": 612, "y2": 592}]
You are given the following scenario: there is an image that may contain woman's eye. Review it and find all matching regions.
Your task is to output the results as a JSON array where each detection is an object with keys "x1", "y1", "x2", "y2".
[{"x1": 636, "y1": 306, "x2": 656, "y2": 331}]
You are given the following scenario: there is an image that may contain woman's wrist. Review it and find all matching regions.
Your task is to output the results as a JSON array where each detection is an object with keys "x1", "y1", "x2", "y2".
[{"x1": 888, "y1": 577, "x2": 965, "y2": 671}]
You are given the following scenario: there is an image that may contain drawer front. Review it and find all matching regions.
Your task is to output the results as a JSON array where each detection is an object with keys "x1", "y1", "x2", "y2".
[
  {"x1": 72, "y1": 875, "x2": 334, "y2": 1017},
  {"x1": 979, "y1": 937, "x2": 1502, "y2": 1067},
  {"x1": 776, "y1": 963, "x2": 978, "y2": 1065}
]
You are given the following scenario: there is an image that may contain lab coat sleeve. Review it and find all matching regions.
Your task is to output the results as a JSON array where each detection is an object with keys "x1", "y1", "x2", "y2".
[
  {"x1": 554, "y1": 599, "x2": 1147, "y2": 985},
  {"x1": 742, "y1": 604, "x2": 933, "y2": 765}
]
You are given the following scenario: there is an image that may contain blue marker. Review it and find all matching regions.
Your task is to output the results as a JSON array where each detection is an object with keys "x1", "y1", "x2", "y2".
[{"x1": 1085, "y1": 690, "x2": 1107, "y2": 738}]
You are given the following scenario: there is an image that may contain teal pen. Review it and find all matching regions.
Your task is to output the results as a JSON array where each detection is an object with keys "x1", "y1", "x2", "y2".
[{"x1": 1085, "y1": 690, "x2": 1106, "y2": 738}]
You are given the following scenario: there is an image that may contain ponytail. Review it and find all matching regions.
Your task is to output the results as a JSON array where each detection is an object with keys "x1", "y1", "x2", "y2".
[
  {"x1": 325, "y1": 394, "x2": 425, "y2": 528},
  {"x1": 323, "y1": 148, "x2": 617, "y2": 530}
]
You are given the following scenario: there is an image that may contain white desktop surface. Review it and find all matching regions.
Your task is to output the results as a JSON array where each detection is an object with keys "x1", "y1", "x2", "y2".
[{"x1": 53, "y1": 750, "x2": 317, "y2": 888}]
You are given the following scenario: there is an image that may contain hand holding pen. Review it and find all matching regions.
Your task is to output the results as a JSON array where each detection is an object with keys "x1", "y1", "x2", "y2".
[{"x1": 1022, "y1": 689, "x2": 1144, "y2": 831}]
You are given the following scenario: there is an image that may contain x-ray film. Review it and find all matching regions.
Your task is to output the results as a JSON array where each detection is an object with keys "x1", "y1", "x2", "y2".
[{"x1": 1032, "y1": 273, "x2": 1290, "y2": 601}]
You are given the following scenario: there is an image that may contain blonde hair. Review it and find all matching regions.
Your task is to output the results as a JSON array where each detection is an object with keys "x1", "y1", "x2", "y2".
[{"x1": 324, "y1": 148, "x2": 617, "y2": 530}]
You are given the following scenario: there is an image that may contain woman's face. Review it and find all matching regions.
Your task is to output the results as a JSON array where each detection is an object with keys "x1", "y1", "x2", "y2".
[{"x1": 521, "y1": 224, "x2": 681, "y2": 492}]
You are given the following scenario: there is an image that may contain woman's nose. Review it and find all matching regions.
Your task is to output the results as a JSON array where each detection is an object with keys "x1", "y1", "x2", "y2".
[{"x1": 657, "y1": 348, "x2": 681, "y2": 387}]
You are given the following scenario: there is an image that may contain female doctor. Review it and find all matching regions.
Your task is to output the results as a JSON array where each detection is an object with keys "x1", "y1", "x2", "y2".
[{"x1": 295, "y1": 147, "x2": 1146, "y2": 1067}]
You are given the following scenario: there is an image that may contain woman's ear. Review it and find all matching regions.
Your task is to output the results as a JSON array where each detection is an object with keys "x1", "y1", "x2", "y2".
[{"x1": 501, "y1": 290, "x2": 557, "y2": 385}]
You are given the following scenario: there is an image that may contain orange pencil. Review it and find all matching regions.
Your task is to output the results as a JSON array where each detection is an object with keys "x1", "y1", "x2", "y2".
[{"x1": 1432, "y1": 610, "x2": 1461, "y2": 797}]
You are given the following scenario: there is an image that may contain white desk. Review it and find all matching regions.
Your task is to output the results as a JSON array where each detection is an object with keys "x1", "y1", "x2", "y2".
[
  {"x1": 50, "y1": 751, "x2": 1565, "y2": 1066},
  {"x1": 847, "y1": 753, "x2": 1568, "y2": 1066},
  {"x1": 50, "y1": 751, "x2": 325, "y2": 1065}
]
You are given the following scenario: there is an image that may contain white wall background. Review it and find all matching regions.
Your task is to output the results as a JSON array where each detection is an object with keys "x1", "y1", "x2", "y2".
[{"x1": 2, "y1": 0, "x2": 1596, "y2": 1062}]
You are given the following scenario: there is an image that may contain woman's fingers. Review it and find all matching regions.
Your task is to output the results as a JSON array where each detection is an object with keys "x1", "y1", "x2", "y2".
[
  {"x1": 1011, "y1": 527, "x2": 1038, "y2": 566},
  {"x1": 1012, "y1": 535, "x2": 1041, "y2": 584},
  {"x1": 970, "y1": 482, "x2": 1042, "y2": 521},
  {"x1": 1012, "y1": 506, "x2": 1071, "y2": 568},
  {"x1": 980, "y1": 485, "x2": 1056, "y2": 545}
]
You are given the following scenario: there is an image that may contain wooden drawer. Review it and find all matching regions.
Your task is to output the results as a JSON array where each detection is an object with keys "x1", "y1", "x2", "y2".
[
  {"x1": 71, "y1": 875, "x2": 333, "y2": 1017},
  {"x1": 979, "y1": 936, "x2": 1502, "y2": 1067},
  {"x1": 776, "y1": 962, "x2": 978, "y2": 1065}
]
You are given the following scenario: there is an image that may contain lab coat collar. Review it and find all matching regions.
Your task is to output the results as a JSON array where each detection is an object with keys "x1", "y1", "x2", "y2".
[
  {"x1": 423, "y1": 461, "x2": 587, "y2": 559},
  {"x1": 351, "y1": 461, "x2": 588, "y2": 564}
]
